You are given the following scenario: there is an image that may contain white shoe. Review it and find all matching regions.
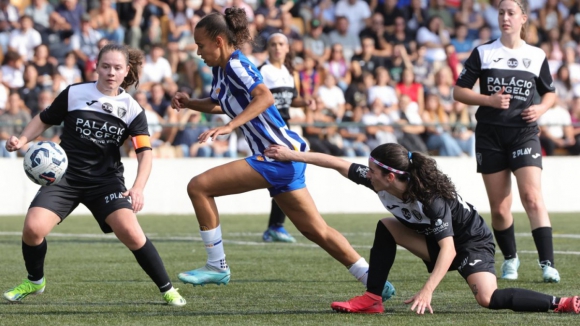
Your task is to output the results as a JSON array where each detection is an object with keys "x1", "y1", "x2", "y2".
[
  {"x1": 500, "y1": 256, "x2": 520, "y2": 280},
  {"x1": 541, "y1": 263, "x2": 560, "y2": 283}
]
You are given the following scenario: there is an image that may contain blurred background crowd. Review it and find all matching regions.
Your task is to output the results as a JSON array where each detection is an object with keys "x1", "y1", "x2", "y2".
[{"x1": 1, "y1": 0, "x2": 580, "y2": 159}]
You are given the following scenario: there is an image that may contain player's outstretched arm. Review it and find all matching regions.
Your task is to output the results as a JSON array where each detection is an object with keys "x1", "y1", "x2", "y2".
[
  {"x1": 264, "y1": 145, "x2": 352, "y2": 178},
  {"x1": 5, "y1": 115, "x2": 51, "y2": 151},
  {"x1": 171, "y1": 92, "x2": 223, "y2": 114}
]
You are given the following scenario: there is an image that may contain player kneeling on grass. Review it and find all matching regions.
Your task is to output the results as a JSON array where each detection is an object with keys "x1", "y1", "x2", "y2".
[
  {"x1": 264, "y1": 143, "x2": 579, "y2": 315},
  {"x1": 2, "y1": 44, "x2": 185, "y2": 307}
]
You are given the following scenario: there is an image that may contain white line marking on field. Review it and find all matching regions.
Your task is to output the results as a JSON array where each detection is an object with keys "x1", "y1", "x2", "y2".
[{"x1": 1, "y1": 231, "x2": 580, "y2": 255}]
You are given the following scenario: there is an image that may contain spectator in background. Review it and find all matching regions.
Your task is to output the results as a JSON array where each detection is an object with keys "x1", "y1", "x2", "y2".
[
  {"x1": 359, "y1": 12, "x2": 391, "y2": 57},
  {"x1": 140, "y1": 44, "x2": 178, "y2": 95},
  {"x1": 554, "y1": 64, "x2": 575, "y2": 108},
  {"x1": 0, "y1": 69, "x2": 8, "y2": 110},
  {"x1": 386, "y1": 43, "x2": 413, "y2": 84},
  {"x1": 194, "y1": 0, "x2": 221, "y2": 19},
  {"x1": 209, "y1": 114, "x2": 238, "y2": 158},
  {"x1": 254, "y1": 0, "x2": 282, "y2": 30},
  {"x1": 368, "y1": 66, "x2": 398, "y2": 110},
  {"x1": 396, "y1": 67, "x2": 424, "y2": 114},
  {"x1": 148, "y1": 82, "x2": 179, "y2": 144},
  {"x1": 135, "y1": 90, "x2": 164, "y2": 149},
  {"x1": 481, "y1": 0, "x2": 501, "y2": 39},
  {"x1": 538, "y1": 104, "x2": 576, "y2": 156},
  {"x1": 538, "y1": 0, "x2": 564, "y2": 36},
  {"x1": 0, "y1": 92, "x2": 31, "y2": 158},
  {"x1": 351, "y1": 36, "x2": 385, "y2": 79},
  {"x1": 302, "y1": 96, "x2": 345, "y2": 156},
  {"x1": 374, "y1": 0, "x2": 403, "y2": 34},
  {"x1": 339, "y1": 105, "x2": 370, "y2": 157},
  {"x1": 411, "y1": 44, "x2": 432, "y2": 86},
  {"x1": 0, "y1": 0, "x2": 20, "y2": 33},
  {"x1": 454, "y1": 0, "x2": 484, "y2": 41},
  {"x1": 71, "y1": 14, "x2": 102, "y2": 76},
  {"x1": 19, "y1": 65, "x2": 43, "y2": 116},
  {"x1": 401, "y1": 0, "x2": 429, "y2": 37},
  {"x1": 362, "y1": 99, "x2": 397, "y2": 149},
  {"x1": 89, "y1": 0, "x2": 124, "y2": 44},
  {"x1": 448, "y1": 101, "x2": 475, "y2": 157},
  {"x1": 24, "y1": 0, "x2": 55, "y2": 37},
  {"x1": 223, "y1": 0, "x2": 254, "y2": 23},
  {"x1": 1, "y1": 51, "x2": 25, "y2": 90},
  {"x1": 416, "y1": 15, "x2": 450, "y2": 64},
  {"x1": 385, "y1": 15, "x2": 417, "y2": 57},
  {"x1": 334, "y1": 0, "x2": 372, "y2": 36},
  {"x1": 57, "y1": 51, "x2": 82, "y2": 88},
  {"x1": 563, "y1": 44, "x2": 580, "y2": 84},
  {"x1": 303, "y1": 18, "x2": 331, "y2": 66},
  {"x1": 276, "y1": 11, "x2": 303, "y2": 54},
  {"x1": 328, "y1": 16, "x2": 361, "y2": 62},
  {"x1": 325, "y1": 43, "x2": 351, "y2": 91},
  {"x1": 421, "y1": 92, "x2": 463, "y2": 156},
  {"x1": 344, "y1": 71, "x2": 371, "y2": 113},
  {"x1": 9, "y1": 15, "x2": 42, "y2": 61},
  {"x1": 318, "y1": 73, "x2": 346, "y2": 122},
  {"x1": 451, "y1": 23, "x2": 473, "y2": 63},
  {"x1": 395, "y1": 93, "x2": 427, "y2": 152},
  {"x1": 30, "y1": 44, "x2": 56, "y2": 90},
  {"x1": 35, "y1": 90, "x2": 61, "y2": 142},
  {"x1": 54, "y1": 0, "x2": 84, "y2": 33},
  {"x1": 117, "y1": 0, "x2": 151, "y2": 49},
  {"x1": 428, "y1": 0, "x2": 454, "y2": 34},
  {"x1": 173, "y1": 110, "x2": 212, "y2": 157},
  {"x1": 298, "y1": 54, "x2": 320, "y2": 100},
  {"x1": 471, "y1": 24, "x2": 491, "y2": 49},
  {"x1": 570, "y1": 96, "x2": 580, "y2": 155},
  {"x1": 429, "y1": 66, "x2": 455, "y2": 113},
  {"x1": 313, "y1": 0, "x2": 336, "y2": 31}
]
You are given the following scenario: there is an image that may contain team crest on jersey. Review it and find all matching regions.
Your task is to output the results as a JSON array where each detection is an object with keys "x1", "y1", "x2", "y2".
[
  {"x1": 412, "y1": 210, "x2": 423, "y2": 221},
  {"x1": 523, "y1": 58, "x2": 531, "y2": 68},
  {"x1": 102, "y1": 102, "x2": 113, "y2": 113},
  {"x1": 402, "y1": 208, "x2": 411, "y2": 220},
  {"x1": 507, "y1": 58, "x2": 518, "y2": 68},
  {"x1": 118, "y1": 106, "x2": 127, "y2": 118},
  {"x1": 216, "y1": 88, "x2": 221, "y2": 94}
]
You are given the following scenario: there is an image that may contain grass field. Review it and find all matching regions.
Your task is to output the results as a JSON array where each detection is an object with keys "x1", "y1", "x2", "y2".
[{"x1": 0, "y1": 212, "x2": 579, "y2": 325}]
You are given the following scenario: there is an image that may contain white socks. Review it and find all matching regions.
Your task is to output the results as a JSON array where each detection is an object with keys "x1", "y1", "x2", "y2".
[
  {"x1": 200, "y1": 225, "x2": 228, "y2": 270},
  {"x1": 348, "y1": 257, "x2": 369, "y2": 286}
]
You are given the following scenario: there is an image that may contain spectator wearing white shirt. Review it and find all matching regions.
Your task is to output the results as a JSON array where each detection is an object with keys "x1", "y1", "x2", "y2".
[
  {"x1": 1, "y1": 51, "x2": 25, "y2": 90},
  {"x1": 362, "y1": 99, "x2": 398, "y2": 150},
  {"x1": 416, "y1": 15, "x2": 449, "y2": 63},
  {"x1": 538, "y1": 105, "x2": 576, "y2": 156},
  {"x1": 24, "y1": 0, "x2": 54, "y2": 35},
  {"x1": 57, "y1": 51, "x2": 82, "y2": 88},
  {"x1": 139, "y1": 44, "x2": 178, "y2": 95},
  {"x1": 9, "y1": 16, "x2": 42, "y2": 61},
  {"x1": 317, "y1": 74, "x2": 346, "y2": 122},
  {"x1": 334, "y1": 0, "x2": 371, "y2": 36},
  {"x1": 367, "y1": 66, "x2": 398, "y2": 110}
]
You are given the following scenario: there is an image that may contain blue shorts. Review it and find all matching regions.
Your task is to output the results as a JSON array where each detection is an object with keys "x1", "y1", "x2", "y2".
[{"x1": 245, "y1": 155, "x2": 306, "y2": 197}]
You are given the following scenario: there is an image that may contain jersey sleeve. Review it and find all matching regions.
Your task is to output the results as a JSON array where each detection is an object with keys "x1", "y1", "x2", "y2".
[
  {"x1": 535, "y1": 58, "x2": 556, "y2": 96},
  {"x1": 39, "y1": 86, "x2": 69, "y2": 125},
  {"x1": 423, "y1": 197, "x2": 454, "y2": 242},
  {"x1": 226, "y1": 59, "x2": 263, "y2": 94},
  {"x1": 209, "y1": 66, "x2": 220, "y2": 103},
  {"x1": 347, "y1": 163, "x2": 376, "y2": 192},
  {"x1": 455, "y1": 47, "x2": 482, "y2": 89},
  {"x1": 129, "y1": 110, "x2": 152, "y2": 153}
]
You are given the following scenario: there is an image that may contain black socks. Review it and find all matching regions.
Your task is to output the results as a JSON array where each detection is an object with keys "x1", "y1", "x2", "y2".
[
  {"x1": 22, "y1": 239, "x2": 47, "y2": 282},
  {"x1": 489, "y1": 288, "x2": 557, "y2": 312},
  {"x1": 532, "y1": 227, "x2": 555, "y2": 267},
  {"x1": 131, "y1": 238, "x2": 173, "y2": 292},
  {"x1": 367, "y1": 221, "x2": 397, "y2": 297},
  {"x1": 493, "y1": 223, "x2": 517, "y2": 260}
]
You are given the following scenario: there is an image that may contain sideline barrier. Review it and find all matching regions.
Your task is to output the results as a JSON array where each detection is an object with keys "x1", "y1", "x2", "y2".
[{"x1": 1, "y1": 157, "x2": 579, "y2": 216}]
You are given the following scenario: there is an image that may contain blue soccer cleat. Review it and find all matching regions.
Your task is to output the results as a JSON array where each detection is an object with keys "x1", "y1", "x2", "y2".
[
  {"x1": 178, "y1": 265, "x2": 231, "y2": 286},
  {"x1": 382, "y1": 280, "x2": 396, "y2": 302}
]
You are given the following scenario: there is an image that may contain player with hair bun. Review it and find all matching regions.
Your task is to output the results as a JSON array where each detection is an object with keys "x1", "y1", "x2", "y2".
[
  {"x1": 172, "y1": 8, "x2": 395, "y2": 299},
  {"x1": 454, "y1": 0, "x2": 559, "y2": 283},
  {"x1": 265, "y1": 143, "x2": 579, "y2": 315},
  {"x1": 3, "y1": 44, "x2": 186, "y2": 306}
]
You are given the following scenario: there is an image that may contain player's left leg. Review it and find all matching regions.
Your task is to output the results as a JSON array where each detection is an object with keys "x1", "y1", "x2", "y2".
[
  {"x1": 513, "y1": 166, "x2": 559, "y2": 283},
  {"x1": 105, "y1": 209, "x2": 185, "y2": 307},
  {"x1": 466, "y1": 272, "x2": 578, "y2": 313}
]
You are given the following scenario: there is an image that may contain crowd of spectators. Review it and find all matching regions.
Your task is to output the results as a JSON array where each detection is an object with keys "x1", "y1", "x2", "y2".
[{"x1": 1, "y1": 0, "x2": 580, "y2": 159}]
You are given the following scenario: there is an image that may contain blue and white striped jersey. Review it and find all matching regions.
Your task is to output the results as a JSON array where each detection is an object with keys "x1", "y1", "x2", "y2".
[{"x1": 210, "y1": 50, "x2": 308, "y2": 155}]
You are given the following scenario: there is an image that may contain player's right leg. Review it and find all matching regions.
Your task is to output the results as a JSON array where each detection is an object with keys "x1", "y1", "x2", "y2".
[
  {"x1": 179, "y1": 159, "x2": 271, "y2": 286},
  {"x1": 3, "y1": 207, "x2": 60, "y2": 302},
  {"x1": 482, "y1": 170, "x2": 520, "y2": 280}
]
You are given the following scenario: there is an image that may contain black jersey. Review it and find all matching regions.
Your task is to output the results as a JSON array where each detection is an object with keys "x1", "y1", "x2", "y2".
[
  {"x1": 259, "y1": 61, "x2": 297, "y2": 123},
  {"x1": 39, "y1": 82, "x2": 150, "y2": 182},
  {"x1": 456, "y1": 39, "x2": 555, "y2": 128},
  {"x1": 348, "y1": 163, "x2": 491, "y2": 250}
]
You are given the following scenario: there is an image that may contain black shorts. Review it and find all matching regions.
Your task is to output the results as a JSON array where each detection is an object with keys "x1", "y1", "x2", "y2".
[
  {"x1": 423, "y1": 236, "x2": 496, "y2": 280},
  {"x1": 30, "y1": 177, "x2": 133, "y2": 233},
  {"x1": 475, "y1": 124, "x2": 543, "y2": 174}
]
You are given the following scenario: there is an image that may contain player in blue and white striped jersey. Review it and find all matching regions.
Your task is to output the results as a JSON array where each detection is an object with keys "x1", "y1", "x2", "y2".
[{"x1": 171, "y1": 8, "x2": 395, "y2": 299}]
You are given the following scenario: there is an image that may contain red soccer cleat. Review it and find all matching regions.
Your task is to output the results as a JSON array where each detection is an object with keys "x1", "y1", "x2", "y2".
[
  {"x1": 331, "y1": 292, "x2": 384, "y2": 314},
  {"x1": 554, "y1": 296, "x2": 580, "y2": 314}
]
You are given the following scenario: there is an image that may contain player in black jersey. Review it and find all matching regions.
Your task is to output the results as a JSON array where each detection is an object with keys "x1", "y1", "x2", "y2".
[
  {"x1": 454, "y1": 0, "x2": 559, "y2": 283},
  {"x1": 2, "y1": 44, "x2": 186, "y2": 306},
  {"x1": 259, "y1": 33, "x2": 316, "y2": 243},
  {"x1": 265, "y1": 143, "x2": 580, "y2": 315}
]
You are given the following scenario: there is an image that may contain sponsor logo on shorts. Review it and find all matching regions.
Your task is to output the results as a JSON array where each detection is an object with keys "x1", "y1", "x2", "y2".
[
  {"x1": 512, "y1": 147, "x2": 532, "y2": 159},
  {"x1": 469, "y1": 259, "x2": 482, "y2": 266},
  {"x1": 104, "y1": 192, "x2": 126, "y2": 204},
  {"x1": 532, "y1": 153, "x2": 541, "y2": 159}
]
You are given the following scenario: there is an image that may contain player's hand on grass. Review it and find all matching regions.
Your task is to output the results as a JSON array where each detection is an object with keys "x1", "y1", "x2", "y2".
[
  {"x1": 5, "y1": 135, "x2": 22, "y2": 152},
  {"x1": 264, "y1": 144, "x2": 294, "y2": 161},
  {"x1": 124, "y1": 187, "x2": 144, "y2": 213},
  {"x1": 487, "y1": 87, "x2": 511, "y2": 109},
  {"x1": 171, "y1": 92, "x2": 190, "y2": 112},
  {"x1": 198, "y1": 124, "x2": 234, "y2": 143},
  {"x1": 404, "y1": 288, "x2": 434, "y2": 315}
]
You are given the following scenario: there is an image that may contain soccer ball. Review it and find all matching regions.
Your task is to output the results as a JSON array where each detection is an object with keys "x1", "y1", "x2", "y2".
[{"x1": 23, "y1": 141, "x2": 68, "y2": 186}]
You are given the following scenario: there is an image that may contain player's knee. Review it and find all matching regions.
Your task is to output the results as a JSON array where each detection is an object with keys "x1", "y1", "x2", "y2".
[
  {"x1": 187, "y1": 177, "x2": 205, "y2": 198},
  {"x1": 22, "y1": 223, "x2": 48, "y2": 244},
  {"x1": 520, "y1": 191, "x2": 541, "y2": 212},
  {"x1": 475, "y1": 292, "x2": 492, "y2": 308}
]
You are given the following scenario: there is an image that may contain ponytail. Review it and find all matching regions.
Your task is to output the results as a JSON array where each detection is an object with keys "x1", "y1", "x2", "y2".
[{"x1": 197, "y1": 8, "x2": 252, "y2": 50}]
